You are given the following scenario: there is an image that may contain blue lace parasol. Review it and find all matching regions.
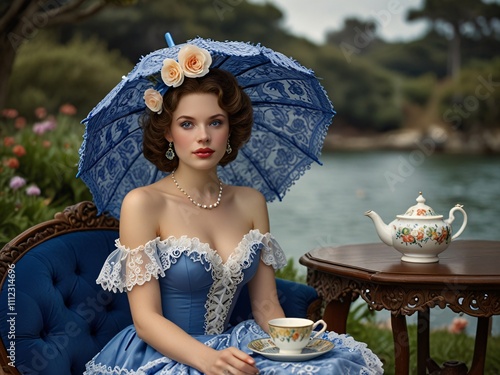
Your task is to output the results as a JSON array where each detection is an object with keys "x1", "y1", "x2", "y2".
[{"x1": 78, "y1": 35, "x2": 335, "y2": 219}]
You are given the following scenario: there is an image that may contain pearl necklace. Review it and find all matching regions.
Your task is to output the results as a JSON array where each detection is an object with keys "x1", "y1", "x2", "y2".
[{"x1": 171, "y1": 170, "x2": 222, "y2": 209}]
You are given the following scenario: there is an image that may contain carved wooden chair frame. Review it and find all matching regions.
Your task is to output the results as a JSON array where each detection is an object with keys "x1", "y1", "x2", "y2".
[{"x1": 0, "y1": 201, "x2": 118, "y2": 374}]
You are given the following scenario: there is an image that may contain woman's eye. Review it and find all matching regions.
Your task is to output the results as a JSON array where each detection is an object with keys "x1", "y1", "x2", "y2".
[
  {"x1": 180, "y1": 121, "x2": 193, "y2": 128},
  {"x1": 210, "y1": 119, "x2": 222, "y2": 126}
]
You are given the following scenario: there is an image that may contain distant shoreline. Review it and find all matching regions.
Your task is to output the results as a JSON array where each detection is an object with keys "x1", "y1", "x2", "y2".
[{"x1": 323, "y1": 128, "x2": 500, "y2": 154}]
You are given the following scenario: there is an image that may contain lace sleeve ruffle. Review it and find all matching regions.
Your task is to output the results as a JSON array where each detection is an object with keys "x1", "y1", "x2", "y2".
[
  {"x1": 260, "y1": 233, "x2": 287, "y2": 270},
  {"x1": 96, "y1": 238, "x2": 164, "y2": 293}
]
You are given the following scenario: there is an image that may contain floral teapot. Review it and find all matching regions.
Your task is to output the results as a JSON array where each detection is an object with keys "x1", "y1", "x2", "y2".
[{"x1": 365, "y1": 192, "x2": 467, "y2": 263}]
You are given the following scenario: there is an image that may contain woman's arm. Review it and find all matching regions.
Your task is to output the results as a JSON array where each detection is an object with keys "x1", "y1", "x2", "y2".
[
  {"x1": 120, "y1": 189, "x2": 259, "y2": 375},
  {"x1": 245, "y1": 189, "x2": 286, "y2": 333},
  {"x1": 248, "y1": 262, "x2": 286, "y2": 333}
]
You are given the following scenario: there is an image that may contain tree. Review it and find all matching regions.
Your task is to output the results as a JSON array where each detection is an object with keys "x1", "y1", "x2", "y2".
[
  {"x1": 325, "y1": 18, "x2": 384, "y2": 62},
  {"x1": 58, "y1": 0, "x2": 288, "y2": 65},
  {"x1": 407, "y1": 0, "x2": 500, "y2": 81},
  {"x1": 364, "y1": 30, "x2": 449, "y2": 78},
  {"x1": 0, "y1": 0, "x2": 137, "y2": 110}
]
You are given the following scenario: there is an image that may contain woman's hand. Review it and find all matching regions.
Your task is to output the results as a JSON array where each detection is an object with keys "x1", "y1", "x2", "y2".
[{"x1": 203, "y1": 347, "x2": 259, "y2": 375}]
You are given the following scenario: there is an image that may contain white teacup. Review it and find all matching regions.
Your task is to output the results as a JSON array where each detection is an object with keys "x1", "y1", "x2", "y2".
[{"x1": 268, "y1": 317, "x2": 327, "y2": 354}]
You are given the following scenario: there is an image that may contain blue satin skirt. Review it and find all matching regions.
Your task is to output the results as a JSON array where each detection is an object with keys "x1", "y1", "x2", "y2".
[{"x1": 84, "y1": 320, "x2": 383, "y2": 374}]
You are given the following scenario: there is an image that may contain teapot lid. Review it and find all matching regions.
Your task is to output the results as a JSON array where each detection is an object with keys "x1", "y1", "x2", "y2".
[{"x1": 397, "y1": 192, "x2": 443, "y2": 219}]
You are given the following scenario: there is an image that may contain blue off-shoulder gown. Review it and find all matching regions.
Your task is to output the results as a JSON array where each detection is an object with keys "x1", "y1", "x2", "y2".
[{"x1": 84, "y1": 230, "x2": 383, "y2": 374}]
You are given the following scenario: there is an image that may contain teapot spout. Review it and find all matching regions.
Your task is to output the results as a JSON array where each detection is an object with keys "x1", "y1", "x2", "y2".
[{"x1": 364, "y1": 210, "x2": 393, "y2": 246}]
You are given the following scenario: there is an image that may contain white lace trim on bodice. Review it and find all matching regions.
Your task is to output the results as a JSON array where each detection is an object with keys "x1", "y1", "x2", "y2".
[{"x1": 96, "y1": 229, "x2": 287, "y2": 334}]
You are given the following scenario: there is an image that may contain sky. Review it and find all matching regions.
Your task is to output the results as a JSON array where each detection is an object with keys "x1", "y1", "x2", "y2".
[{"x1": 249, "y1": 0, "x2": 429, "y2": 44}]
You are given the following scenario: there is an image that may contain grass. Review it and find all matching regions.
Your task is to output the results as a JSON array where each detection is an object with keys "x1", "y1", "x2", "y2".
[{"x1": 346, "y1": 304, "x2": 500, "y2": 374}]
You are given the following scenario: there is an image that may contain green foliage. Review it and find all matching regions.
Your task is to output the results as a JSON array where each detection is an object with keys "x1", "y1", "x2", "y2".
[
  {"x1": 0, "y1": 167, "x2": 59, "y2": 246},
  {"x1": 7, "y1": 33, "x2": 132, "y2": 119},
  {"x1": 275, "y1": 258, "x2": 306, "y2": 284},
  {"x1": 347, "y1": 305, "x2": 500, "y2": 374},
  {"x1": 0, "y1": 110, "x2": 92, "y2": 247},
  {"x1": 4, "y1": 0, "x2": 500, "y2": 135},
  {"x1": 402, "y1": 73, "x2": 437, "y2": 106},
  {"x1": 59, "y1": 0, "x2": 288, "y2": 65},
  {"x1": 407, "y1": 0, "x2": 500, "y2": 37},
  {"x1": 365, "y1": 32, "x2": 449, "y2": 79},
  {"x1": 316, "y1": 46, "x2": 403, "y2": 131},
  {"x1": 439, "y1": 57, "x2": 500, "y2": 131}
]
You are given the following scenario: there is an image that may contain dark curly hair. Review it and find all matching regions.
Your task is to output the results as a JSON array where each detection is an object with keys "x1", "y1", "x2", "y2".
[{"x1": 141, "y1": 68, "x2": 253, "y2": 172}]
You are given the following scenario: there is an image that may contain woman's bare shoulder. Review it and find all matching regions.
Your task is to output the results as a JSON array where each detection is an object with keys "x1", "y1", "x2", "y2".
[
  {"x1": 230, "y1": 185, "x2": 266, "y2": 205},
  {"x1": 229, "y1": 185, "x2": 269, "y2": 231},
  {"x1": 120, "y1": 183, "x2": 167, "y2": 218},
  {"x1": 118, "y1": 183, "x2": 171, "y2": 245}
]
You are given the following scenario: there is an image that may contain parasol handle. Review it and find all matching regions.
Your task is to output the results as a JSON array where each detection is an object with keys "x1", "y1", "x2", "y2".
[{"x1": 165, "y1": 32, "x2": 175, "y2": 47}]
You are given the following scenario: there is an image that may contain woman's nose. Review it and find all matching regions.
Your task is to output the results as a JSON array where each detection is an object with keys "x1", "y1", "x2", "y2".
[{"x1": 197, "y1": 125, "x2": 210, "y2": 143}]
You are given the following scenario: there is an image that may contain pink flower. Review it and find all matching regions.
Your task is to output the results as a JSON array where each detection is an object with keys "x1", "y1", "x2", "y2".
[
  {"x1": 178, "y1": 45, "x2": 212, "y2": 78},
  {"x1": 26, "y1": 184, "x2": 41, "y2": 196},
  {"x1": 59, "y1": 103, "x2": 77, "y2": 116},
  {"x1": 9, "y1": 176, "x2": 26, "y2": 190},
  {"x1": 33, "y1": 118, "x2": 57, "y2": 135},
  {"x1": 143, "y1": 89, "x2": 164, "y2": 113},
  {"x1": 448, "y1": 317, "x2": 468, "y2": 334},
  {"x1": 161, "y1": 58, "x2": 184, "y2": 87}
]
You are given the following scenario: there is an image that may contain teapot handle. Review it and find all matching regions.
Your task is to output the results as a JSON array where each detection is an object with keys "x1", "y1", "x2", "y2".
[{"x1": 446, "y1": 205, "x2": 467, "y2": 240}]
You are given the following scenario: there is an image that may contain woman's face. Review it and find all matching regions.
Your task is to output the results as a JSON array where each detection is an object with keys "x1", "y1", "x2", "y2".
[{"x1": 167, "y1": 93, "x2": 229, "y2": 170}]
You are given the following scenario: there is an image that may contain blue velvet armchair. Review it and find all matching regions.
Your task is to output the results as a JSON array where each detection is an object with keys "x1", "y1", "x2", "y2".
[{"x1": 0, "y1": 201, "x2": 321, "y2": 375}]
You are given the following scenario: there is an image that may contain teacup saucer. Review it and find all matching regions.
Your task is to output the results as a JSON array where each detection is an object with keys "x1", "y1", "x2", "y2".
[{"x1": 247, "y1": 337, "x2": 334, "y2": 362}]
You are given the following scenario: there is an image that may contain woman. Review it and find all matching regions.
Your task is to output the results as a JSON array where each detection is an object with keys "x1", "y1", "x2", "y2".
[{"x1": 84, "y1": 45, "x2": 383, "y2": 375}]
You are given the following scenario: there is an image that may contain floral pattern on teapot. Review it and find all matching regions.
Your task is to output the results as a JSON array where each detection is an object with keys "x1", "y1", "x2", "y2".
[
  {"x1": 404, "y1": 207, "x2": 438, "y2": 217},
  {"x1": 394, "y1": 223, "x2": 451, "y2": 247}
]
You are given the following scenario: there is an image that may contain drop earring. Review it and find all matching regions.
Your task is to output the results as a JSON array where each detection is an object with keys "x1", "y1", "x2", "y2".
[
  {"x1": 226, "y1": 139, "x2": 232, "y2": 155},
  {"x1": 165, "y1": 142, "x2": 175, "y2": 160}
]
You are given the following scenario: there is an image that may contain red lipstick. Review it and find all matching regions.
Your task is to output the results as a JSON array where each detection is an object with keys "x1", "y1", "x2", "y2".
[{"x1": 193, "y1": 148, "x2": 215, "y2": 158}]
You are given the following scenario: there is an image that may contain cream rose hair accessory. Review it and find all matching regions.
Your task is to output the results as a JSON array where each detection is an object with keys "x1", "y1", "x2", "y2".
[
  {"x1": 144, "y1": 44, "x2": 212, "y2": 114},
  {"x1": 143, "y1": 88, "x2": 163, "y2": 114}
]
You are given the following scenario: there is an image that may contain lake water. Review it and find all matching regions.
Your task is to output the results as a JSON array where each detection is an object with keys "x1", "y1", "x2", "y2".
[{"x1": 267, "y1": 150, "x2": 500, "y2": 336}]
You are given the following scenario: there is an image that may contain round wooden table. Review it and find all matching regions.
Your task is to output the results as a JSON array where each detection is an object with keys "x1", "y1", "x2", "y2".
[{"x1": 299, "y1": 240, "x2": 500, "y2": 375}]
